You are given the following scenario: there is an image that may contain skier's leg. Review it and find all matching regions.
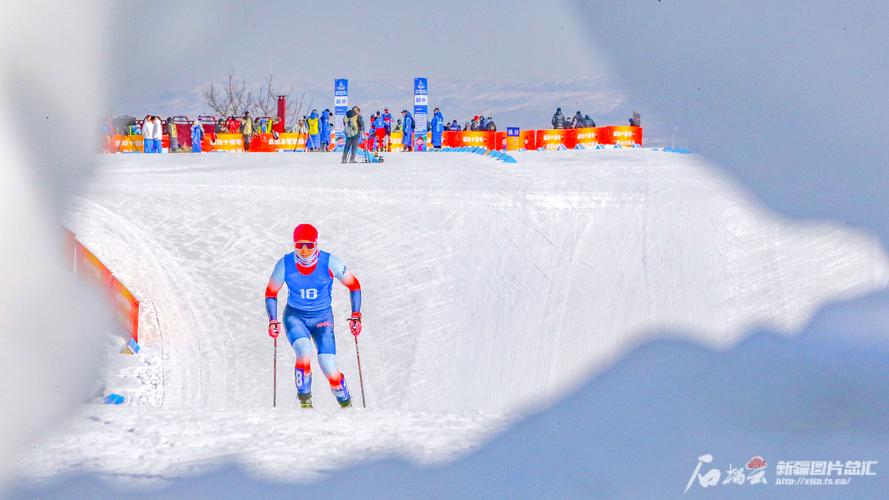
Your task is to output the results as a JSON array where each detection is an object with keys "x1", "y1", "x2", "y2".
[
  {"x1": 283, "y1": 308, "x2": 313, "y2": 404},
  {"x1": 309, "y1": 312, "x2": 350, "y2": 406}
]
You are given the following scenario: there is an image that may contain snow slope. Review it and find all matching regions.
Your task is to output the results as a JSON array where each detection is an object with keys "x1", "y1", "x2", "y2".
[{"x1": 12, "y1": 149, "x2": 888, "y2": 488}]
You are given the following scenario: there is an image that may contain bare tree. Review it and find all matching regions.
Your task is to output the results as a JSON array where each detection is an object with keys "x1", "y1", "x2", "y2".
[
  {"x1": 203, "y1": 70, "x2": 314, "y2": 130},
  {"x1": 254, "y1": 74, "x2": 283, "y2": 116},
  {"x1": 202, "y1": 70, "x2": 254, "y2": 118}
]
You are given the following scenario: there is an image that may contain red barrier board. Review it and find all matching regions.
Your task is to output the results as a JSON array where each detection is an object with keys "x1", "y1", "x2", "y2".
[
  {"x1": 110, "y1": 276, "x2": 140, "y2": 342},
  {"x1": 76, "y1": 242, "x2": 112, "y2": 289},
  {"x1": 69, "y1": 232, "x2": 141, "y2": 341},
  {"x1": 602, "y1": 126, "x2": 642, "y2": 146},
  {"x1": 442, "y1": 131, "x2": 496, "y2": 149},
  {"x1": 520, "y1": 130, "x2": 536, "y2": 150},
  {"x1": 574, "y1": 127, "x2": 601, "y2": 147},
  {"x1": 536, "y1": 129, "x2": 574, "y2": 149}
]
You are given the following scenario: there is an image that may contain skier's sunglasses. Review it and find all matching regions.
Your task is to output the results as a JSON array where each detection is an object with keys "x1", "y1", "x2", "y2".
[{"x1": 294, "y1": 241, "x2": 316, "y2": 250}]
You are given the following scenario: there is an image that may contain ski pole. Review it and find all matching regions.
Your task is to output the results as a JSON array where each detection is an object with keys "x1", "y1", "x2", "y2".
[
  {"x1": 354, "y1": 336, "x2": 366, "y2": 408},
  {"x1": 273, "y1": 336, "x2": 278, "y2": 408}
]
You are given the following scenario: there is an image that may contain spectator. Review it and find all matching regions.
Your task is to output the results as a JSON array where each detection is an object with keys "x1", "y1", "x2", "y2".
[
  {"x1": 382, "y1": 108, "x2": 392, "y2": 135},
  {"x1": 430, "y1": 107, "x2": 444, "y2": 149},
  {"x1": 394, "y1": 118, "x2": 403, "y2": 133},
  {"x1": 449, "y1": 119, "x2": 460, "y2": 131},
  {"x1": 342, "y1": 107, "x2": 360, "y2": 163},
  {"x1": 271, "y1": 118, "x2": 281, "y2": 140},
  {"x1": 215, "y1": 118, "x2": 227, "y2": 134},
  {"x1": 258, "y1": 117, "x2": 271, "y2": 134},
  {"x1": 479, "y1": 115, "x2": 488, "y2": 130},
  {"x1": 551, "y1": 108, "x2": 566, "y2": 129},
  {"x1": 463, "y1": 122, "x2": 470, "y2": 131},
  {"x1": 571, "y1": 111, "x2": 584, "y2": 129},
  {"x1": 401, "y1": 109, "x2": 414, "y2": 151},
  {"x1": 241, "y1": 110, "x2": 254, "y2": 151},
  {"x1": 141, "y1": 115, "x2": 153, "y2": 153},
  {"x1": 320, "y1": 109, "x2": 331, "y2": 151},
  {"x1": 367, "y1": 111, "x2": 378, "y2": 150},
  {"x1": 629, "y1": 110, "x2": 641, "y2": 127},
  {"x1": 584, "y1": 114, "x2": 596, "y2": 128},
  {"x1": 354, "y1": 106, "x2": 365, "y2": 142},
  {"x1": 484, "y1": 116, "x2": 496, "y2": 132},
  {"x1": 307, "y1": 109, "x2": 320, "y2": 151},
  {"x1": 469, "y1": 115, "x2": 480, "y2": 131},
  {"x1": 191, "y1": 119, "x2": 204, "y2": 153},
  {"x1": 373, "y1": 112, "x2": 386, "y2": 151},
  {"x1": 167, "y1": 117, "x2": 178, "y2": 152},
  {"x1": 227, "y1": 116, "x2": 239, "y2": 134},
  {"x1": 152, "y1": 115, "x2": 163, "y2": 153}
]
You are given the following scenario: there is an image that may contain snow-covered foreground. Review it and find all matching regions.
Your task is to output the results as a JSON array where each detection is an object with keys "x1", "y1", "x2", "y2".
[{"x1": 14, "y1": 150, "x2": 888, "y2": 490}]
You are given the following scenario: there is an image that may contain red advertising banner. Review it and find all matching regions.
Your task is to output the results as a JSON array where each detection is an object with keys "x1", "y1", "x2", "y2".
[
  {"x1": 77, "y1": 242, "x2": 112, "y2": 289},
  {"x1": 536, "y1": 129, "x2": 573, "y2": 149},
  {"x1": 105, "y1": 126, "x2": 642, "y2": 153},
  {"x1": 574, "y1": 127, "x2": 601, "y2": 147},
  {"x1": 442, "y1": 131, "x2": 496, "y2": 149},
  {"x1": 68, "y1": 230, "x2": 140, "y2": 341},
  {"x1": 110, "y1": 276, "x2": 140, "y2": 342},
  {"x1": 602, "y1": 126, "x2": 643, "y2": 146},
  {"x1": 213, "y1": 133, "x2": 245, "y2": 152},
  {"x1": 520, "y1": 130, "x2": 537, "y2": 150}
]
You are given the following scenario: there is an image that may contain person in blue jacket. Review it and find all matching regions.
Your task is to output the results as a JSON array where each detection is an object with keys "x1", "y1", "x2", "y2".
[
  {"x1": 401, "y1": 110, "x2": 414, "y2": 151},
  {"x1": 430, "y1": 108, "x2": 444, "y2": 149},
  {"x1": 191, "y1": 120, "x2": 204, "y2": 153},
  {"x1": 372, "y1": 112, "x2": 385, "y2": 151},
  {"x1": 320, "y1": 109, "x2": 331, "y2": 151}
]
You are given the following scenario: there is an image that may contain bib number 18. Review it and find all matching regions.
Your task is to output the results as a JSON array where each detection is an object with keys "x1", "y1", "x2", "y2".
[{"x1": 300, "y1": 288, "x2": 318, "y2": 300}]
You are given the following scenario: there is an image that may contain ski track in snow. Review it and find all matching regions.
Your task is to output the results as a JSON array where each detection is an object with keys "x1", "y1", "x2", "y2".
[{"x1": 17, "y1": 149, "x2": 889, "y2": 485}]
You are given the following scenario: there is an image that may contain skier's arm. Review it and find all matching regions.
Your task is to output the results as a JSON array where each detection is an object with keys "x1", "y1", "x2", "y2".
[
  {"x1": 328, "y1": 254, "x2": 361, "y2": 313},
  {"x1": 265, "y1": 257, "x2": 286, "y2": 321}
]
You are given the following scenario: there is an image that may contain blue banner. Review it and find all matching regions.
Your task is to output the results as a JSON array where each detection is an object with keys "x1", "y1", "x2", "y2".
[
  {"x1": 413, "y1": 77, "x2": 428, "y2": 134},
  {"x1": 507, "y1": 127, "x2": 520, "y2": 137},
  {"x1": 334, "y1": 78, "x2": 348, "y2": 134}
]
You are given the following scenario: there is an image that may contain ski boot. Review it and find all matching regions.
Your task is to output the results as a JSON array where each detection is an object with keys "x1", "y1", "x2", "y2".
[{"x1": 298, "y1": 393, "x2": 313, "y2": 409}]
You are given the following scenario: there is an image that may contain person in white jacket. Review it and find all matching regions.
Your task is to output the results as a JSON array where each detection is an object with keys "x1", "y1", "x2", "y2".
[
  {"x1": 141, "y1": 115, "x2": 154, "y2": 153},
  {"x1": 152, "y1": 115, "x2": 163, "y2": 153}
]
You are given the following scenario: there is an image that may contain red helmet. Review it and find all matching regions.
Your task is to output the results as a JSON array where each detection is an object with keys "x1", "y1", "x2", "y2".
[{"x1": 292, "y1": 223, "x2": 318, "y2": 242}]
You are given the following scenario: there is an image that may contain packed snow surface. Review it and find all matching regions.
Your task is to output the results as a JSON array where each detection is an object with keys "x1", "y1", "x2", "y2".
[{"x1": 15, "y1": 149, "x2": 888, "y2": 485}]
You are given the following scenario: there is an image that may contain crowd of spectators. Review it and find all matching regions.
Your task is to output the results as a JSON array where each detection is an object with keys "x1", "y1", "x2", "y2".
[
  {"x1": 459, "y1": 114, "x2": 497, "y2": 132},
  {"x1": 112, "y1": 106, "x2": 641, "y2": 154},
  {"x1": 550, "y1": 108, "x2": 596, "y2": 129}
]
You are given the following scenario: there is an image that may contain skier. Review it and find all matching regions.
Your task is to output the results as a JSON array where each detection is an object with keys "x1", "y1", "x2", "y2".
[
  {"x1": 320, "y1": 109, "x2": 331, "y2": 151},
  {"x1": 401, "y1": 110, "x2": 414, "y2": 151},
  {"x1": 191, "y1": 119, "x2": 204, "y2": 153},
  {"x1": 307, "y1": 110, "x2": 320, "y2": 151},
  {"x1": 430, "y1": 108, "x2": 444, "y2": 149},
  {"x1": 265, "y1": 224, "x2": 363, "y2": 408}
]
